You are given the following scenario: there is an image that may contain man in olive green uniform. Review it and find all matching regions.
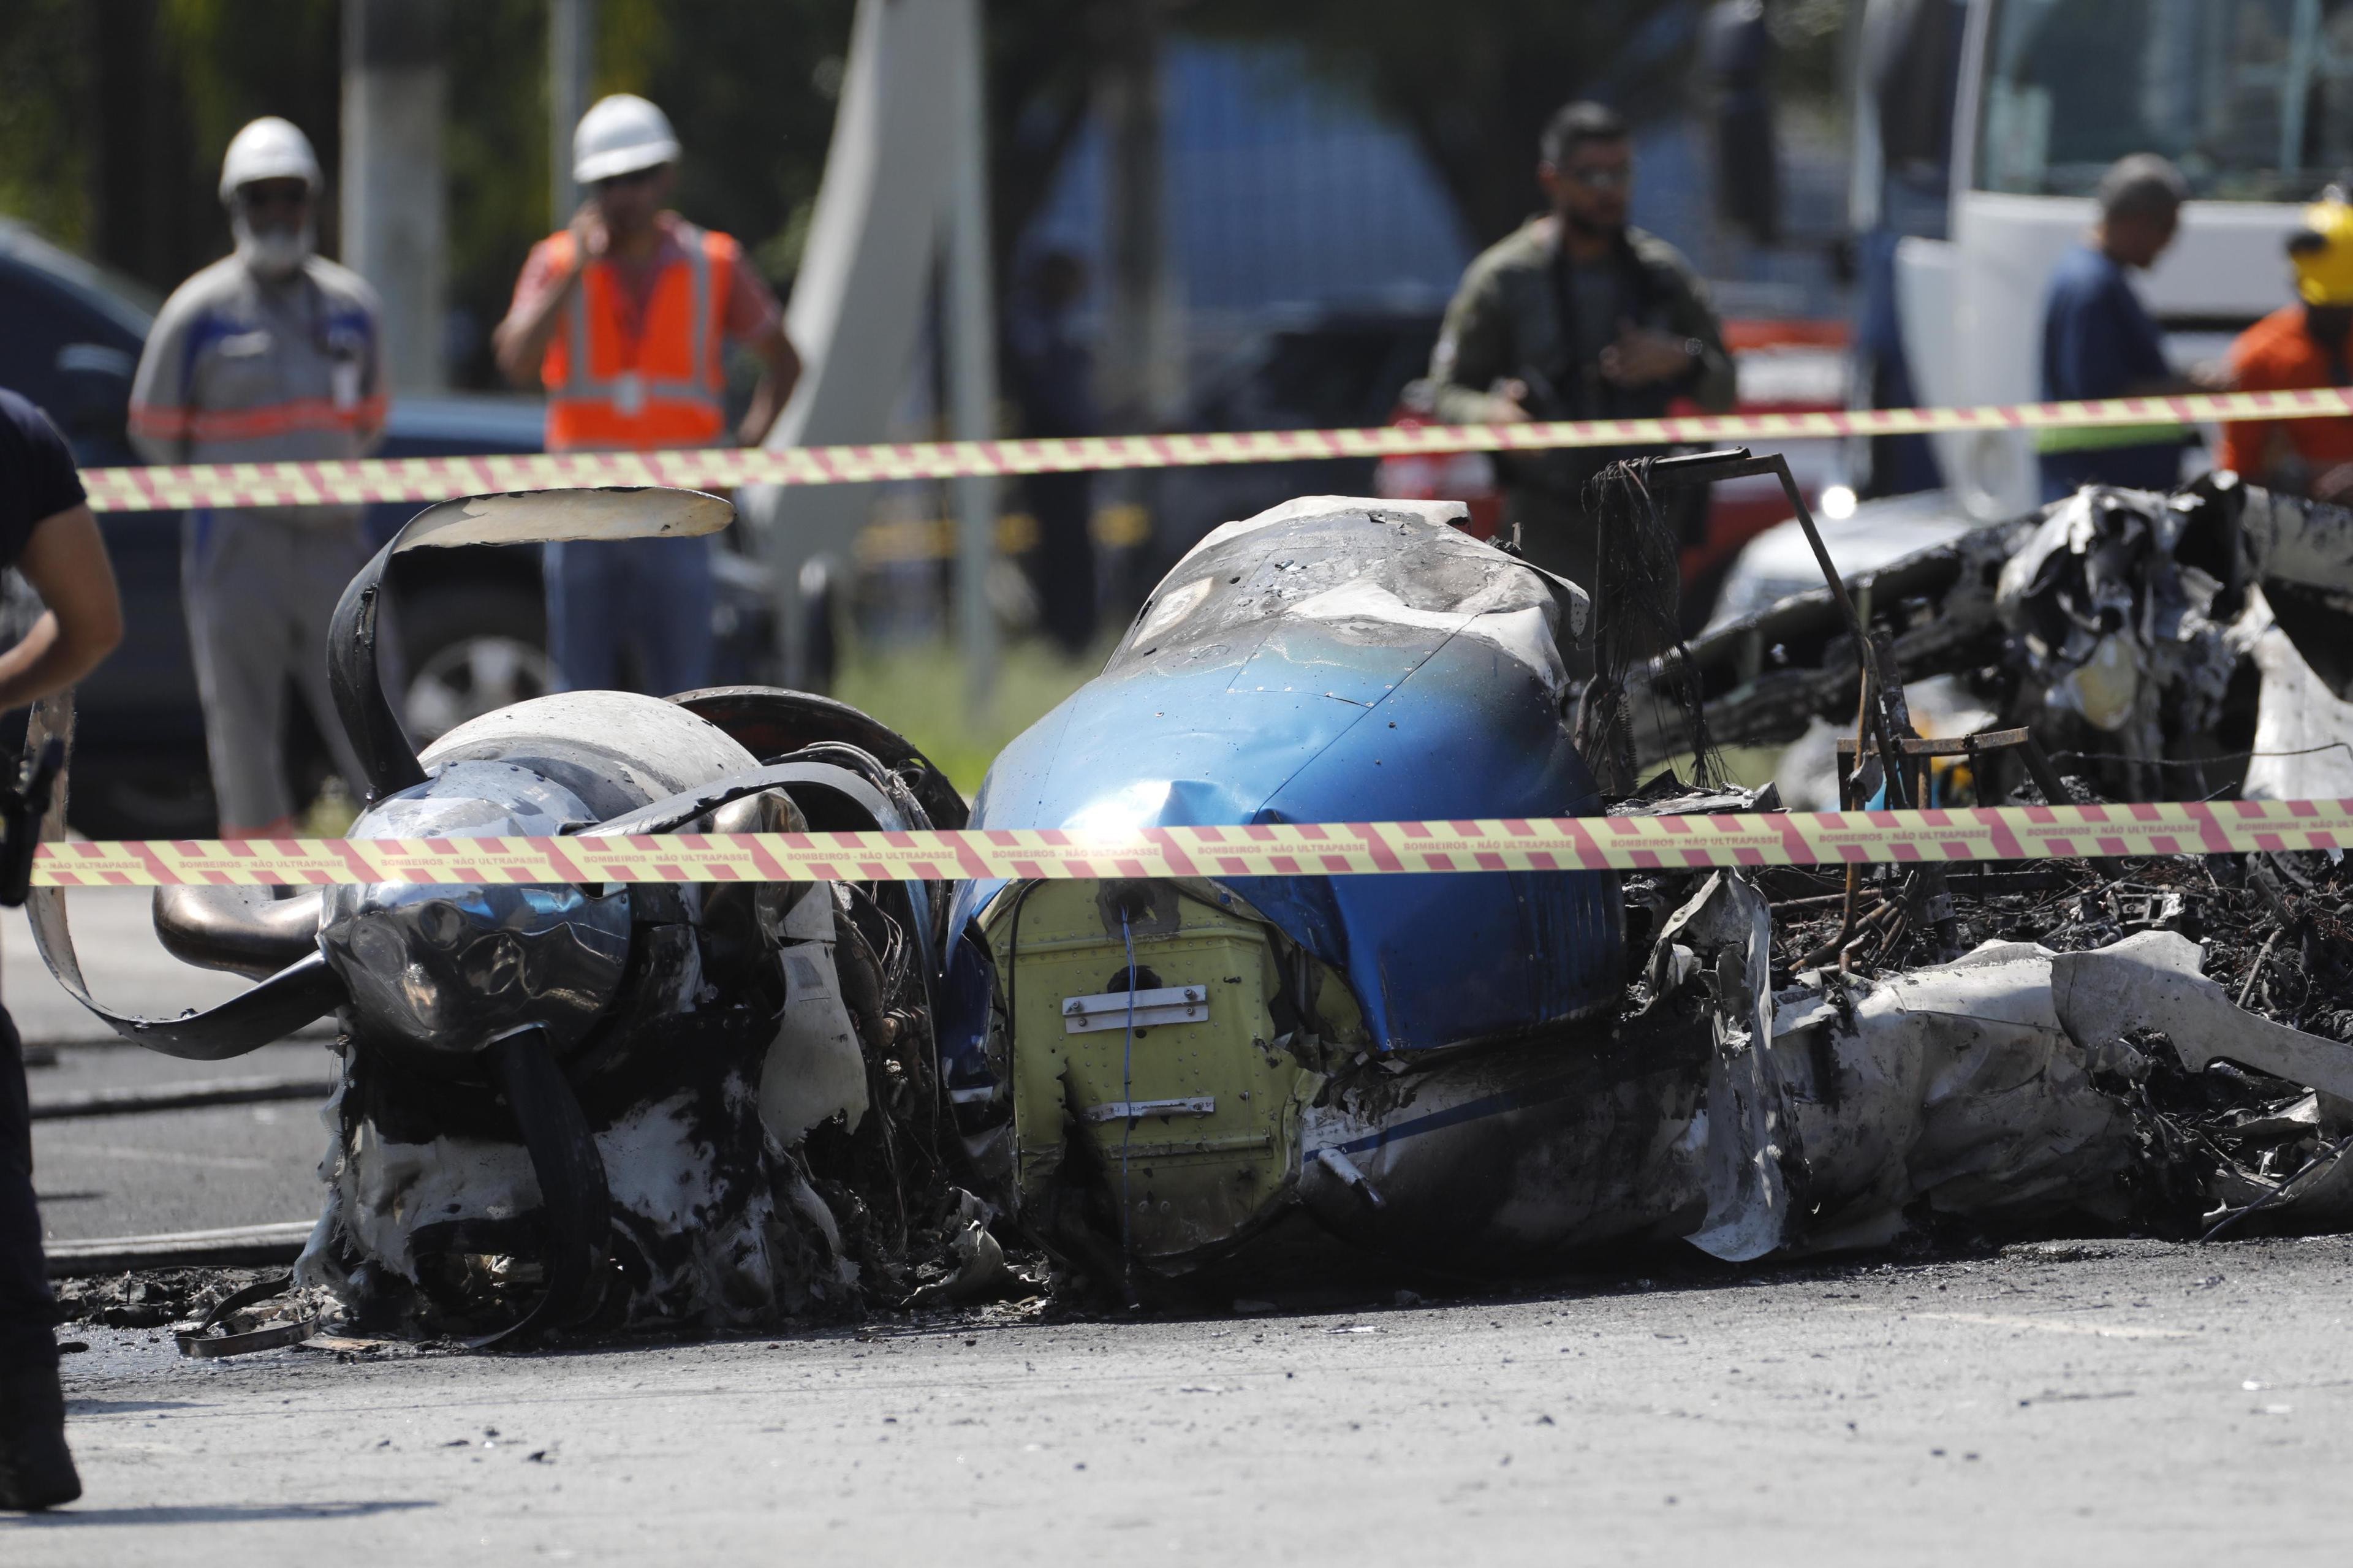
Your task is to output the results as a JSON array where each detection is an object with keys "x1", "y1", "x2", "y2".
[{"x1": 1428, "y1": 101, "x2": 1734, "y2": 597}]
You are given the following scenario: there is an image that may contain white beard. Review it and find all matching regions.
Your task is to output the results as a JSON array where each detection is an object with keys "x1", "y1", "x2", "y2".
[{"x1": 233, "y1": 214, "x2": 316, "y2": 281}]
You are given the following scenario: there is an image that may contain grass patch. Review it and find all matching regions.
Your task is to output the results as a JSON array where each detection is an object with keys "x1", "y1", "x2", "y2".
[{"x1": 834, "y1": 634, "x2": 1115, "y2": 797}]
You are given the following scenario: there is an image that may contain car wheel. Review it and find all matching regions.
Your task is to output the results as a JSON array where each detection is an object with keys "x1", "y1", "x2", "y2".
[{"x1": 400, "y1": 584, "x2": 557, "y2": 744}]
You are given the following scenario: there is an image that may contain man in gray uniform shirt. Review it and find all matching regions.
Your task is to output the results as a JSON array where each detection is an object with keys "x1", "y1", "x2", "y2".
[{"x1": 130, "y1": 116, "x2": 385, "y2": 837}]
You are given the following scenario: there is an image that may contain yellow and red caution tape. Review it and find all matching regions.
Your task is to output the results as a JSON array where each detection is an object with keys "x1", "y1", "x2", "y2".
[
  {"x1": 77, "y1": 388, "x2": 2353, "y2": 514},
  {"x1": 30, "y1": 798, "x2": 2353, "y2": 887}
]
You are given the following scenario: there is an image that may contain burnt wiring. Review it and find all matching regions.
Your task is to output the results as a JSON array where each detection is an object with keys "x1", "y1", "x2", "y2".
[
  {"x1": 1578, "y1": 458, "x2": 1722, "y2": 792},
  {"x1": 2200, "y1": 1132, "x2": 2353, "y2": 1242},
  {"x1": 830, "y1": 881, "x2": 958, "y2": 1252},
  {"x1": 2050, "y1": 743, "x2": 2353, "y2": 793},
  {"x1": 2052, "y1": 743, "x2": 2353, "y2": 768}
]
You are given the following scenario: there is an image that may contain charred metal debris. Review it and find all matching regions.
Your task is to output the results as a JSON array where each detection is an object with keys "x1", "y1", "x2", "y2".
[
  {"x1": 1601, "y1": 459, "x2": 2353, "y2": 1254},
  {"x1": 32, "y1": 473, "x2": 2353, "y2": 1351}
]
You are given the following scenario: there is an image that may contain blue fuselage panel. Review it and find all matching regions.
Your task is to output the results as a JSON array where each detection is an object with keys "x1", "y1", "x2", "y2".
[{"x1": 953, "y1": 504, "x2": 1625, "y2": 1055}]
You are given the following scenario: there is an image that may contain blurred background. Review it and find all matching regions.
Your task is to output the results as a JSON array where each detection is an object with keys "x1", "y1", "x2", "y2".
[{"x1": 9, "y1": 1, "x2": 2344, "y2": 824}]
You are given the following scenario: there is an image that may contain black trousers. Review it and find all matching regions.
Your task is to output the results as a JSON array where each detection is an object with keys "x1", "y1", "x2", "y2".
[
  {"x1": 1022, "y1": 471, "x2": 1097, "y2": 657},
  {"x1": 0, "y1": 1004, "x2": 56, "y2": 1370}
]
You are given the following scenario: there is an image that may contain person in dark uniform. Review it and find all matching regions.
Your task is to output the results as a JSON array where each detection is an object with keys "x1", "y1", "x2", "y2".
[
  {"x1": 0, "y1": 387, "x2": 124, "y2": 1512},
  {"x1": 2034, "y1": 154, "x2": 2215, "y2": 499},
  {"x1": 1006, "y1": 251, "x2": 1102, "y2": 657}
]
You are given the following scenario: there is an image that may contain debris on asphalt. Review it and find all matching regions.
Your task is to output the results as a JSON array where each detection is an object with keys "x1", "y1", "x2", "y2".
[
  {"x1": 33, "y1": 475, "x2": 2353, "y2": 1352},
  {"x1": 1605, "y1": 469, "x2": 2353, "y2": 1255},
  {"x1": 54, "y1": 1267, "x2": 289, "y2": 1330},
  {"x1": 170, "y1": 1274, "x2": 332, "y2": 1358},
  {"x1": 26, "y1": 498, "x2": 1004, "y2": 1347}
]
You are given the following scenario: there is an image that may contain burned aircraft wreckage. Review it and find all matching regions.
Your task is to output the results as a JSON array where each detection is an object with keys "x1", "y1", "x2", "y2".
[
  {"x1": 32, "y1": 490, "x2": 980, "y2": 1341},
  {"x1": 28, "y1": 467, "x2": 2353, "y2": 1341}
]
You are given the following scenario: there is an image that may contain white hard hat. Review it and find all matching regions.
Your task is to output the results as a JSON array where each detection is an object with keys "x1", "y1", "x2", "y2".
[
  {"x1": 219, "y1": 116, "x2": 322, "y2": 203},
  {"x1": 573, "y1": 94, "x2": 681, "y2": 184}
]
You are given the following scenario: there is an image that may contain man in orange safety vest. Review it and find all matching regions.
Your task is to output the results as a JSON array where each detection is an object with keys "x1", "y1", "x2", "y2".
[{"x1": 494, "y1": 94, "x2": 800, "y2": 695}]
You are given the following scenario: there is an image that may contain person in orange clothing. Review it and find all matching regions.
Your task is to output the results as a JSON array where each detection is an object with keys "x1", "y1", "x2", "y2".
[
  {"x1": 2219, "y1": 193, "x2": 2353, "y2": 503},
  {"x1": 493, "y1": 94, "x2": 800, "y2": 695}
]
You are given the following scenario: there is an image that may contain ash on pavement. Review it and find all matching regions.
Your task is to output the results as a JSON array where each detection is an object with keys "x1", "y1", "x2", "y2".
[{"x1": 8, "y1": 1235, "x2": 2349, "y2": 1564}]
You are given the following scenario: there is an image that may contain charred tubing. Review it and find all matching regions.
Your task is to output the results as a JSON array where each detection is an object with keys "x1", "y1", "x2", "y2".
[{"x1": 477, "y1": 1024, "x2": 612, "y2": 1346}]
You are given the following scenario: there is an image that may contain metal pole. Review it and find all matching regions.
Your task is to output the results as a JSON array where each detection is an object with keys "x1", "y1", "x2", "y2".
[
  {"x1": 944, "y1": 0, "x2": 999, "y2": 710},
  {"x1": 341, "y1": 0, "x2": 449, "y2": 393},
  {"x1": 1096, "y1": 0, "x2": 1176, "y2": 431},
  {"x1": 548, "y1": 0, "x2": 594, "y2": 229}
]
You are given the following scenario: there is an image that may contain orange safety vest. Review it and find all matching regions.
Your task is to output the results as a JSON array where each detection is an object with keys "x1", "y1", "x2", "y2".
[
  {"x1": 2219, "y1": 303, "x2": 2353, "y2": 480},
  {"x1": 539, "y1": 223, "x2": 736, "y2": 450}
]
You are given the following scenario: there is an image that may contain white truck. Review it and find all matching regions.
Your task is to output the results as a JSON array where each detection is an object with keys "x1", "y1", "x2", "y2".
[{"x1": 1863, "y1": 0, "x2": 2353, "y2": 518}]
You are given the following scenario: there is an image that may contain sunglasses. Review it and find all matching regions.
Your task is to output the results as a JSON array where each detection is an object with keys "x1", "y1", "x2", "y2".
[
  {"x1": 240, "y1": 184, "x2": 313, "y2": 213},
  {"x1": 1565, "y1": 166, "x2": 1630, "y2": 191},
  {"x1": 594, "y1": 166, "x2": 665, "y2": 194}
]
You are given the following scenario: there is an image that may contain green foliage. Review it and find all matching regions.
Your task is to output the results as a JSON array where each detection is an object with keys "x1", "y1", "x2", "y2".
[
  {"x1": 0, "y1": 0, "x2": 92, "y2": 248},
  {"x1": 157, "y1": 0, "x2": 341, "y2": 171},
  {"x1": 835, "y1": 632, "x2": 1116, "y2": 795},
  {"x1": 0, "y1": 0, "x2": 339, "y2": 290},
  {"x1": 442, "y1": 4, "x2": 551, "y2": 387}
]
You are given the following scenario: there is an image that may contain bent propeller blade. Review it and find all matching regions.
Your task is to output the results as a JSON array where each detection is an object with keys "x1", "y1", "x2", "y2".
[
  {"x1": 328, "y1": 487, "x2": 736, "y2": 802},
  {"x1": 391, "y1": 486, "x2": 735, "y2": 554},
  {"x1": 22, "y1": 690, "x2": 347, "y2": 1059}
]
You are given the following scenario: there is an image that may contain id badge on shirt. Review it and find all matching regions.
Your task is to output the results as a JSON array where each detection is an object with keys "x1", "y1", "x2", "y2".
[
  {"x1": 332, "y1": 357, "x2": 363, "y2": 412},
  {"x1": 613, "y1": 371, "x2": 644, "y2": 417}
]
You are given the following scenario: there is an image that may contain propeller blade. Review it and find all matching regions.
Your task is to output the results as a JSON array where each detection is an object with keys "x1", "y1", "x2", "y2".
[
  {"x1": 672, "y1": 685, "x2": 966, "y2": 830},
  {"x1": 153, "y1": 885, "x2": 327, "y2": 980},
  {"x1": 21, "y1": 691, "x2": 346, "y2": 1059},
  {"x1": 328, "y1": 487, "x2": 737, "y2": 802},
  {"x1": 472, "y1": 1023, "x2": 612, "y2": 1347},
  {"x1": 395, "y1": 487, "x2": 735, "y2": 553},
  {"x1": 26, "y1": 910, "x2": 345, "y2": 1061}
]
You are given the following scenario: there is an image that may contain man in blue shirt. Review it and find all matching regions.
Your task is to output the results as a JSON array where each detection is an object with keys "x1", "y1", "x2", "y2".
[{"x1": 2038, "y1": 154, "x2": 2200, "y2": 499}]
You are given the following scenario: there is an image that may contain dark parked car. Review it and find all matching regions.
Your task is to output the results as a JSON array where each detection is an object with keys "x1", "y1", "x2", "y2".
[{"x1": 0, "y1": 219, "x2": 773, "y2": 838}]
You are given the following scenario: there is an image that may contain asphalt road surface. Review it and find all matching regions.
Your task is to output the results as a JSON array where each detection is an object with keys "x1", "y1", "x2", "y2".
[
  {"x1": 6, "y1": 1235, "x2": 2349, "y2": 1562},
  {"x1": 26, "y1": 1039, "x2": 333, "y2": 1242},
  {"x1": 9, "y1": 895, "x2": 2351, "y2": 1562}
]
